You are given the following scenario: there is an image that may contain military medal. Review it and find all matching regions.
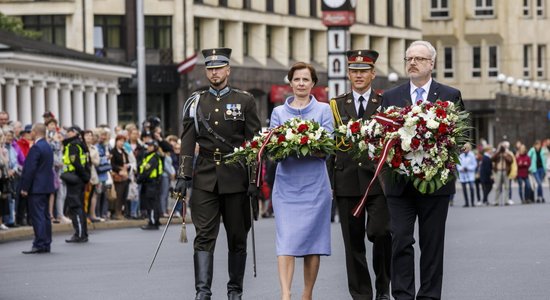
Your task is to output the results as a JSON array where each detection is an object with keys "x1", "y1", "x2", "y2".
[
  {"x1": 372, "y1": 98, "x2": 378, "y2": 103},
  {"x1": 346, "y1": 99, "x2": 352, "y2": 103},
  {"x1": 226, "y1": 109, "x2": 232, "y2": 115}
]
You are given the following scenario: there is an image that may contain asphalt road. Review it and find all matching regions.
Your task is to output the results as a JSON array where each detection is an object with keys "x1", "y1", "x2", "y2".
[{"x1": 1, "y1": 193, "x2": 549, "y2": 300}]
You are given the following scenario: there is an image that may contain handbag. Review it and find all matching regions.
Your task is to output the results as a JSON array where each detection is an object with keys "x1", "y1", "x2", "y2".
[
  {"x1": 107, "y1": 185, "x2": 117, "y2": 202},
  {"x1": 60, "y1": 172, "x2": 81, "y2": 184},
  {"x1": 111, "y1": 168, "x2": 129, "y2": 182}
]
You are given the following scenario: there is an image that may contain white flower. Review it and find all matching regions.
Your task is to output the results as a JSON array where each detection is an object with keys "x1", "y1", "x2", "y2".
[
  {"x1": 285, "y1": 128, "x2": 295, "y2": 141},
  {"x1": 338, "y1": 124, "x2": 347, "y2": 133},
  {"x1": 426, "y1": 119, "x2": 439, "y2": 129},
  {"x1": 398, "y1": 125, "x2": 416, "y2": 151},
  {"x1": 234, "y1": 147, "x2": 240, "y2": 153},
  {"x1": 358, "y1": 140, "x2": 367, "y2": 151},
  {"x1": 405, "y1": 150, "x2": 427, "y2": 167},
  {"x1": 425, "y1": 132, "x2": 432, "y2": 139},
  {"x1": 411, "y1": 106, "x2": 422, "y2": 114}
]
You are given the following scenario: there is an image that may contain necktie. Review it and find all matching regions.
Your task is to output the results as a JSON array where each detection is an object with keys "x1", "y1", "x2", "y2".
[
  {"x1": 358, "y1": 96, "x2": 365, "y2": 117},
  {"x1": 414, "y1": 87, "x2": 425, "y2": 105}
]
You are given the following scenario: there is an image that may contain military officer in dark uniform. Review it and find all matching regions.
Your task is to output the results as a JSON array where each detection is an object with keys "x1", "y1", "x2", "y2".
[
  {"x1": 329, "y1": 50, "x2": 392, "y2": 300},
  {"x1": 174, "y1": 47, "x2": 261, "y2": 300},
  {"x1": 137, "y1": 140, "x2": 163, "y2": 230}
]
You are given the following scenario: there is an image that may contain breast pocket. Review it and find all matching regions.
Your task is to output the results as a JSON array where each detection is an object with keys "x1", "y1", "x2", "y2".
[{"x1": 224, "y1": 113, "x2": 246, "y2": 132}]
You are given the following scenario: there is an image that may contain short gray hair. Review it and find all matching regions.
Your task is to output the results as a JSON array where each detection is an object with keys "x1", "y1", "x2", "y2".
[{"x1": 407, "y1": 40, "x2": 437, "y2": 61}]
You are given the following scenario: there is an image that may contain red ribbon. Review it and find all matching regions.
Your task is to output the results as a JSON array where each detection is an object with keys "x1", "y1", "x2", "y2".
[
  {"x1": 254, "y1": 128, "x2": 279, "y2": 187},
  {"x1": 352, "y1": 138, "x2": 398, "y2": 217}
]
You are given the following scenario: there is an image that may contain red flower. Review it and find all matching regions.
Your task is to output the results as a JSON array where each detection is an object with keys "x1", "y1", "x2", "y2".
[
  {"x1": 437, "y1": 100, "x2": 449, "y2": 108},
  {"x1": 350, "y1": 122, "x2": 361, "y2": 134},
  {"x1": 411, "y1": 138, "x2": 421, "y2": 149},
  {"x1": 391, "y1": 154, "x2": 402, "y2": 168},
  {"x1": 250, "y1": 140, "x2": 259, "y2": 148},
  {"x1": 438, "y1": 123, "x2": 448, "y2": 134},
  {"x1": 277, "y1": 134, "x2": 286, "y2": 144},
  {"x1": 435, "y1": 108, "x2": 447, "y2": 119},
  {"x1": 241, "y1": 141, "x2": 247, "y2": 147},
  {"x1": 297, "y1": 123, "x2": 309, "y2": 133},
  {"x1": 300, "y1": 136, "x2": 309, "y2": 145}
]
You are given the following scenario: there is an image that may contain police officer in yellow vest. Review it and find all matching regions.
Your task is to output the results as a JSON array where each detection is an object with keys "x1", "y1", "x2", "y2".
[
  {"x1": 62, "y1": 126, "x2": 91, "y2": 243},
  {"x1": 137, "y1": 140, "x2": 163, "y2": 230}
]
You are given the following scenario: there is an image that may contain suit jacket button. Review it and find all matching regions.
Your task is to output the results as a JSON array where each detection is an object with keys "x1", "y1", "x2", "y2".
[
  {"x1": 215, "y1": 148, "x2": 220, "y2": 151},
  {"x1": 216, "y1": 162, "x2": 220, "y2": 165},
  {"x1": 214, "y1": 121, "x2": 219, "y2": 125},
  {"x1": 358, "y1": 162, "x2": 362, "y2": 166},
  {"x1": 215, "y1": 108, "x2": 219, "y2": 112}
]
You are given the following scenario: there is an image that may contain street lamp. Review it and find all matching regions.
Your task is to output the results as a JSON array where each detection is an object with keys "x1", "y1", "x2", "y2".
[
  {"x1": 506, "y1": 76, "x2": 515, "y2": 92},
  {"x1": 541, "y1": 83, "x2": 547, "y2": 98},
  {"x1": 523, "y1": 80, "x2": 531, "y2": 95},
  {"x1": 497, "y1": 73, "x2": 506, "y2": 91},
  {"x1": 388, "y1": 72, "x2": 399, "y2": 84},
  {"x1": 533, "y1": 81, "x2": 541, "y2": 97},
  {"x1": 516, "y1": 78, "x2": 524, "y2": 95}
]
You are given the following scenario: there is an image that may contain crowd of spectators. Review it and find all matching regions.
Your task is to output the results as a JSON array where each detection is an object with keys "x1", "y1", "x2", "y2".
[
  {"x1": 456, "y1": 138, "x2": 550, "y2": 207},
  {"x1": 0, "y1": 112, "x2": 180, "y2": 230}
]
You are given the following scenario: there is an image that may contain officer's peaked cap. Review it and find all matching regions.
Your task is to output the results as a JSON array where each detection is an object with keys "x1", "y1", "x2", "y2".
[
  {"x1": 346, "y1": 49, "x2": 379, "y2": 70},
  {"x1": 202, "y1": 47, "x2": 232, "y2": 69}
]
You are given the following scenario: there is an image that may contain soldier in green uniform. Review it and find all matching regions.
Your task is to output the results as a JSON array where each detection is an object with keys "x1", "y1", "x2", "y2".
[
  {"x1": 62, "y1": 126, "x2": 91, "y2": 243},
  {"x1": 137, "y1": 140, "x2": 163, "y2": 230},
  {"x1": 174, "y1": 48, "x2": 261, "y2": 300},
  {"x1": 329, "y1": 50, "x2": 392, "y2": 300}
]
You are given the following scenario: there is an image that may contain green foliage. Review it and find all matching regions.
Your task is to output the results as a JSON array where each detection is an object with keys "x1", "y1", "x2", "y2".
[{"x1": 0, "y1": 13, "x2": 41, "y2": 39}]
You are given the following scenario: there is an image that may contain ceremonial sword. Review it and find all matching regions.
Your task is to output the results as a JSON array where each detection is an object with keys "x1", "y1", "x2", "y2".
[{"x1": 148, "y1": 190, "x2": 187, "y2": 274}]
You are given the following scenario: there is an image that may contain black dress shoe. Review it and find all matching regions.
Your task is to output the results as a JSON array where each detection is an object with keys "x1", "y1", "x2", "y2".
[
  {"x1": 141, "y1": 224, "x2": 159, "y2": 230},
  {"x1": 22, "y1": 247, "x2": 50, "y2": 254},
  {"x1": 375, "y1": 292, "x2": 391, "y2": 300},
  {"x1": 65, "y1": 235, "x2": 88, "y2": 243}
]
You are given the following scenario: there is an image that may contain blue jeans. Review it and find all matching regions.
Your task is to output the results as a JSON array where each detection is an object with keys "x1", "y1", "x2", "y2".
[
  {"x1": 517, "y1": 177, "x2": 532, "y2": 202},
  {"x1": 533, "y1": 168, "x2": 546, "y2": 199}
]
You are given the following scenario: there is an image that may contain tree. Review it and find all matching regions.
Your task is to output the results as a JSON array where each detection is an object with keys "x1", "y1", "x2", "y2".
[{"x1": 0, "y1": 12, "x2": 41, "y2": 39}]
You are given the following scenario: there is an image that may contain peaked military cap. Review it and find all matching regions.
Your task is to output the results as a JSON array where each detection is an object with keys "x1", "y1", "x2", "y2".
[
  {"x1": 202, "y1": 47, "x2": 232, "y2": 69},
  {"x1": 346, "y1": 49, "x2": 379, "y2": 70}
]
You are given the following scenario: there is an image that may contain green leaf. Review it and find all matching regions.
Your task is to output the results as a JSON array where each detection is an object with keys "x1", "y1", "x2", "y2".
[
  {"x1": 300, "y1": 146, "x2": 309, "y2": 157},
  {"x1": 428, "y1": 180, "x2": 435, "y2": 194},
  {"x1": 435, "y1": 178, "x2": 443, "y2": 190},
  {"x1": 418, "y1": 180, "x2": 427, "y2": 194}
]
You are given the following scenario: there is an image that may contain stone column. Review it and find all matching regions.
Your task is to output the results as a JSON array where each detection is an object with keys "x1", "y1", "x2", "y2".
[
  {"x1": 47, "y1": 82, "x2": 60, "y2": 120},
  {"x1": 18, "y1": 79, "x2": 32, "y2": 126},
  {"x1": 5, "y1": 78, "x2": 18, "y2": 123},
  {"x1": 0, "y1": 78, "x2": 5, "y2": 112},
  {"x1": 84, "y1": 86, "x2": 97, "y2": 129},
  {"x1": 107, "y1": 87, "x2": 119, "y2": 130},
  {"x1": 96, "y1": 87, "x2": 108, "y2": 126},
  {"x1": 72, "y1": 84, "x2": 85, "y2": 128},
  {"x1": 32, "y1": 80, "x2": 46, "y2": 123},
  {"x1": 59, "y1": 84, "x2": 72, "y2": 127}
]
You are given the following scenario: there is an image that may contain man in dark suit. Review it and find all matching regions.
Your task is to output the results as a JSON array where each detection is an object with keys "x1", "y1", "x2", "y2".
[
  {"x1": 380, "y1": 40, "x2": 464, "y2": 300},
  {"x1": 330, "y1": 50, "x2": 391, "y2": 300},
  {"x1": 21, "y1": 123, "x2": 55, "y2": 254}
]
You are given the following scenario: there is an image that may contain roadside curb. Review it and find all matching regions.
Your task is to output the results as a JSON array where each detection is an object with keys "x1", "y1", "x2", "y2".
[{"x1": 0, "y1": 216, "x2": 192, "y2": 243}]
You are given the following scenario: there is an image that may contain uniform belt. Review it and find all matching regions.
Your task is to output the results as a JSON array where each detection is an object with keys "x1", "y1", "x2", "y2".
[{"x1": 198, "y1": 148, "x2": 231, "y2": 162}]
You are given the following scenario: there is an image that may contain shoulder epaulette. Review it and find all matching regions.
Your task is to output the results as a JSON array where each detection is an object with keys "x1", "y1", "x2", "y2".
[
  {"x1": 233, "y1": 88, "x2": 253, "y2": 97},
  {"x1": 332, "y1": 91, "x2": 352, "y2": 102}
]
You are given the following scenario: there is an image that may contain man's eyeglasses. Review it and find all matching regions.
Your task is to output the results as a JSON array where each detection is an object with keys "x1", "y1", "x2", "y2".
[{"x1": 404, "y1": 56, "x2": 432, "y2": 63}]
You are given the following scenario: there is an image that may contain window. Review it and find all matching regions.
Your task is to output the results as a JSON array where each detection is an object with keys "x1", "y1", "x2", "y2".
[
  {"x1": 524, "y1": 44, "x2": 532, "y2": 78},
  {"x1": 194, "y1": 18, "x2": 201, "y2": 52},
  {"x1": 523, "y1": 0, "x2": 531, "y2": 17},
  {"x1": 430, "y1": 0, "x2": 449, "y2": 18},
  {"x1": 243, "y1": 0, "x2": 251, "y2": 9},
  {"x1": 219, "y1": 0, "x2": 228, "y2": 7},
  {"x1": 310, "y1": 0, "x2": 317, "y2": 17},
  {"x1": 537, "y1": 0, "x2": 545, "y2": 16},
  {"x1": 22, "y1": 15, "x2": 66, "y2": 46},
  {"x1": 219, "y1": 21, "x2": 225, "y2": 47},
  {"x1": 266, "y1": 26, "x2": 272, "y2": 58},
  {"x1": 145, "y1": 16, "x2": 172, "y2": 49},
  {"x1": 266, "y1": 0, "x2": 274, "y2": 12},
  {"x1": 289, "y1": 29, "x2": 294, "y2": 59},
  {"x1": 94, "y1": 15, "x2": 124, "y2": 49},
  {"x1": 475, "y1": 0, "x2": 494, "y2": 17},
  {"x1": 488, "y1": 45, "x2": 498, "y2": 77},
  {"x1": 443, "y1": 47, "x2": 454, "y2": 78},
  {"x1": 243, "y1": 23, "x2": 249, "y2": 56},
  {"x1": 369, "y1": 0, "x2": 376, "y2": 24},
  {"x1": 193, "y1": 0, "x2": 203, "y2": 3},
  {"x1": 289, "y1": 0, "x2": 296, "y2": 15},
  {"x1": 405, "y1": 0, "x2": 411, "y2": 27},
  {"x1": 310, "y1": 31, "x2": 315, "y2": 62},
  {"x1": 387, "y1": 0, "x2": 394, "y2": 26},
  {"x1": 537, "y1": 44, "x2": 546, "y2": 78},
  {"x1": 472, "y1": 46, "x2": 481, "y2": 77}
]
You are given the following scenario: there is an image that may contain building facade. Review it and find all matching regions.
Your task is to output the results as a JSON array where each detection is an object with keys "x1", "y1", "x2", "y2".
[
  {"x1": 422, "y1": 0, "x2": 550, "y2": 146},
  {"x1": 0, "y1": 0, "x2": 422, "y2": 133}
]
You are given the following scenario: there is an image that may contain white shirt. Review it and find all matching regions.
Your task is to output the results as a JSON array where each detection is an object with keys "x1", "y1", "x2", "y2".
[
  {"x1": 352, "y1": 89, "x2": 371, "y2": 114},
  {"x1": 409, "y1": 78, "x2": 432, "y2": 105}
]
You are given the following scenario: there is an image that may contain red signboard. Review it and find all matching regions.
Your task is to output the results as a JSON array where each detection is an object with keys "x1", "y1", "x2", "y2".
[
  {"x1": 322, "y1": 11, "x2": 356, "y2": 27},
  {"x1": 270, "y1": 85, "x2": 328, "y2": 103}
]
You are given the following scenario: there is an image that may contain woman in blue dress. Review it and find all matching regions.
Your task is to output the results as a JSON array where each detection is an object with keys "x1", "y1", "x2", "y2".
[{"x1": 270, "y1": 62, "x2": 333, "y2": 300}]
